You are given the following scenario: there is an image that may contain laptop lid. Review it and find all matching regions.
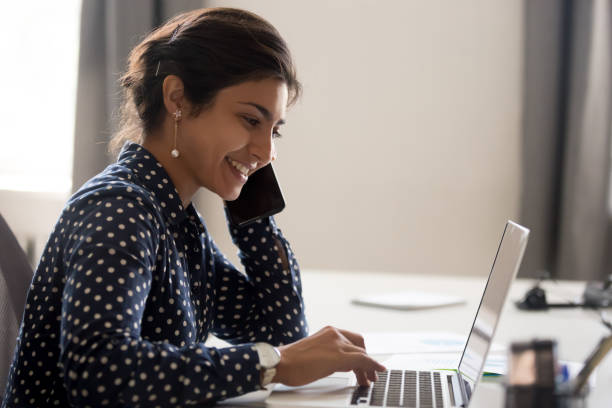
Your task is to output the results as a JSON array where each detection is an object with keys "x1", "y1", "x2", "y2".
[{"x1": 456, "y1": 221, "x2": 530, "y2": 403}]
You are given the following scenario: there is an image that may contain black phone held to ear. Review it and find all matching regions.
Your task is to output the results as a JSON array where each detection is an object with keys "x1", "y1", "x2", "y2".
[{"x1": 225, "y1": 163, "x2": 285, "y2": 227}]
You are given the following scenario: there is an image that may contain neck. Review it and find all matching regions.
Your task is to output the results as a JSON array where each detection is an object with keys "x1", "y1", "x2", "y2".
[{"x1": 142, "y1": 134, "x2": 198, "y2": 208}]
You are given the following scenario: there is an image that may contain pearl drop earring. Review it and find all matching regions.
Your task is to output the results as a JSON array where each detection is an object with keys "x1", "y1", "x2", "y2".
[{"x1": 171, "y1": 109, "x2": 182, "y2": 158}]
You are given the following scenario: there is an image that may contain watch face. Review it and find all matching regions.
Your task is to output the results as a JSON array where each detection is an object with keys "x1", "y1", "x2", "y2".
[{"x1": 257, "y1": 343, "x2": 281, "y2": 368}]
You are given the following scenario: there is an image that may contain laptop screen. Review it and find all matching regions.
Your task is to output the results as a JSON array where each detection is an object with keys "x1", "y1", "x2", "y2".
[{"x1": 457, "y1": 221, "x2": 529, "y2": 398}]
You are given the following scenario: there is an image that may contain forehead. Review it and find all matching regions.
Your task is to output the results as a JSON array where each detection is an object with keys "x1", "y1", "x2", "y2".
[{"x1": 216, "y1": 78, "x2": 288, "y2": 118}]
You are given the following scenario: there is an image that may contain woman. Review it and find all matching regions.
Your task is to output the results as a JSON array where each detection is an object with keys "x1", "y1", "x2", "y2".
[{"x1": 2, "y1": 7, "x2": 384, "y2": 407}]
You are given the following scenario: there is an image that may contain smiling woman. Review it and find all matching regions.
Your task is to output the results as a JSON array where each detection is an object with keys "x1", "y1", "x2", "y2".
[
  {"x1": 1, "y1": 7, "x2": 384, "y2": 408},
  {"x1": 143, "y1": 77, "x2": 288, "y2": 202}
]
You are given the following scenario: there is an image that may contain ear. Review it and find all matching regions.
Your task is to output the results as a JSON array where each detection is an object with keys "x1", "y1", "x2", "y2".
[{"x1": 161, "y1": 75, "x2": 185, "y2": 115}]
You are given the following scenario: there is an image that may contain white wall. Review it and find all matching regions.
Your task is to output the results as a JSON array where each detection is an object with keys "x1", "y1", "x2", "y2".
[
  {"x1": 0, "y1": 190, "x2": 68, "y2": 266},
  {"x1": 1, "y1": 1, "x2": 524, "y2": 279},
  {"x1": 197, "y1": 0, "x2": 524, "y2": 277}
]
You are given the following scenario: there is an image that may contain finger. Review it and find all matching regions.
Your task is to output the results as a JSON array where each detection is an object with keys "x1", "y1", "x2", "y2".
[
  {"x1": 340, "y1": 342, "x2": 369, "y2": 355},
  {"x1": 340, "y1": 344, "x2": 386, "y2": 372},
  {"x1": 378, "y1": 363, "x2": 387, "y2": 372},
  {"x1": 337, "y1": 329, "x2": 366, "y2": 350},
  {"x1": 353, "y1": 369, "x2": 370, "y2": 387},
  {"x1": 366, "y1": 369, "x2": 379, "y2": 383},
  {"x1": 344, "y1": 351, "x2": 387, "y2": 373}
]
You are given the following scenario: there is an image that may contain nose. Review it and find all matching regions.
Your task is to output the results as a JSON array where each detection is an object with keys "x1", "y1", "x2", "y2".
[{"x1": 248, "y1": 131, "x2": 276, "y2": 165}]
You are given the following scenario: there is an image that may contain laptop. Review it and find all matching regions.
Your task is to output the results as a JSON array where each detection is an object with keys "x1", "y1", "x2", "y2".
[{"x1": 263, "y1": 220, "x2": 530, "y2": 408}]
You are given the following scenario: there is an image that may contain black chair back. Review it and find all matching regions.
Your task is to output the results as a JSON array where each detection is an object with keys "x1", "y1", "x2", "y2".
[{"x1": 0, "y1": 213, "x2": 34, "y2": 402}]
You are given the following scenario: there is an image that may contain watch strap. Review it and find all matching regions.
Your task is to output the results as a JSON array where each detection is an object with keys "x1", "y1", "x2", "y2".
[{"x1": 261, "y1": 367, "x2": 277, "y2": 387}]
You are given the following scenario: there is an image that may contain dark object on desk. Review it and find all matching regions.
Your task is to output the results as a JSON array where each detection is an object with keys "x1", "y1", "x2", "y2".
[
  {"x1": 516, "y1": 285, "x2": 582, "y2": 310},
  {"x1": 582, "y1": 276, "x2": 612, "y2": 308},
  {"x1": 517, "y1": 274, "x2": 612, "y2": 311},
  {"x1": 516, "y1": 271, "x2": 582, "y2": 310},
  {"x1": 0, "y1": 213, "x2": 35, "y2": 403}
]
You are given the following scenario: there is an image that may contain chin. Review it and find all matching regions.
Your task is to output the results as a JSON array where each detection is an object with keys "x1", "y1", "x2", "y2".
[
  {"x1": 203, "y1": 175, "x2": 243, "y2": 201},
  {"x1": 218, "y1": 187, "x2": 243, "y2": 201}
]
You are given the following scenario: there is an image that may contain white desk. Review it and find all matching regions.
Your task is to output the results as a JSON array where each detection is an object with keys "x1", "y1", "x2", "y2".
[{"x1": 298, "y1": 269, "x2": 612, "y2": 407}]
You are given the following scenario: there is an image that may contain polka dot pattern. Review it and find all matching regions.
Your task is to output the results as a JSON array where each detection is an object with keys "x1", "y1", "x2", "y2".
[{"x1": 2, "y1": 143, "x2": 308, "y2": 407}]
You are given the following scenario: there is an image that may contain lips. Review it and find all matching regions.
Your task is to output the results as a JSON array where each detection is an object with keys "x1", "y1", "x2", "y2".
[{"x1": 226, "y1": 157, "x2": 250, "y2": 177}]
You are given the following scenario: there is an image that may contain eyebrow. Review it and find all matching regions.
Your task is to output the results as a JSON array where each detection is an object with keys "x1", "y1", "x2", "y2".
[{"x1": 238, "y1": 102, "x2": 286, "y2": 126}]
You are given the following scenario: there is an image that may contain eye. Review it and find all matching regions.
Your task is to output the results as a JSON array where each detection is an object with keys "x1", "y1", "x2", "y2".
[
  {"x1": 242, "y1": 115, "x2": 283, "y2": 139},
  {"x1": 242, "y1": 116, "x2": 260, "y2": 127}
]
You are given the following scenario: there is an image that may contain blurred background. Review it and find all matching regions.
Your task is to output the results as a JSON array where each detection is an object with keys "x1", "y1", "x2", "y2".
[{"x1": 0, "y1": 0, "x2": 610, "y2": 281}]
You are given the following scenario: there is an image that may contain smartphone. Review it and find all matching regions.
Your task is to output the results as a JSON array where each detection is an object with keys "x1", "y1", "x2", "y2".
[{"x1": 225, "y1": 163, "x2": 285, "y2": 227}]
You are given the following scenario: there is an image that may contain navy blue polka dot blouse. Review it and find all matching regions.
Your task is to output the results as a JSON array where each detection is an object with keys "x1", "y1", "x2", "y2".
[{"x1": 2, "y1": 143, "x2": 308, "y2": 407}]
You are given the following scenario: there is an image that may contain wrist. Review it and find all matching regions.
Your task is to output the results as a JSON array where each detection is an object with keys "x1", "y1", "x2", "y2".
[{"x1": 271, "y1": 345, "x2": 287, "y2": 384}]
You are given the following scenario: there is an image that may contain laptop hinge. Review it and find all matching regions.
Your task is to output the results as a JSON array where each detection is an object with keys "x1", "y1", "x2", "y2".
[{"x1": 454, "y1": 371, "x2": 469, "y2": 407}]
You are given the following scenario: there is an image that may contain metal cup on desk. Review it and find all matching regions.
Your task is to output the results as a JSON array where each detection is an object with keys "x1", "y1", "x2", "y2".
[{"x1": 505, "y1": 339, "x2": 559, "y2": 408}]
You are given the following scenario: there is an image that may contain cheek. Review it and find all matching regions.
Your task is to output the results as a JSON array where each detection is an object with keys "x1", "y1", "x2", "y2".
[
  {"x1": 182, "y1": 129, "x2": 209, "y2": 160},
  {"x1": 180, "y1": 116, "x2": 252, "y2": 178},
  {"x1": 216, "y1": 129, "x2": 252, "y2": 158}
]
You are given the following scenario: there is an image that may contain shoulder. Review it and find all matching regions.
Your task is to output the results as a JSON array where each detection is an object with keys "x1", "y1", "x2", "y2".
[
  {"x1": 67, "y1": 167, "x2": 161, "y2": 221},
  {"x1": 56, "y1": 172, "x2": 167, "y2": 250},
  {"x1": 59, "y1": 177, "x2": 164, "y2": 265}
]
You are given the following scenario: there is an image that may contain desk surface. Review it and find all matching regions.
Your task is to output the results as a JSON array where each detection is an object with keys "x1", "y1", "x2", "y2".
[{"x1": 299, "y1": 269, "x2": 612, "y2": 408}]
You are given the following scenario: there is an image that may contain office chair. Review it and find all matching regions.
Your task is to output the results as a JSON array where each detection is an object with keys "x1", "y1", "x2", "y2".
[{"x1": 0, "y1": 213, "x2": 34, "y2": 403}]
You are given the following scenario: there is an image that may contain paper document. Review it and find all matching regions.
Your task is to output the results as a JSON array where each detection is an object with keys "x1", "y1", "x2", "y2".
[
  {"x1": 352, "y1": 290, "x2": 465, "y2": 310},
  {"x1": 218, "y1": 387, "x2": 273, "y2": 405},
  {"x1": 364, "y1": 331, "x2": 505, "y2": 355},
  {"x1": 382, "y1": 352, "x2": 507, "y2": 375},
  {"x1": 274, "y1": 373, "x2": 354, "y2": 393}
]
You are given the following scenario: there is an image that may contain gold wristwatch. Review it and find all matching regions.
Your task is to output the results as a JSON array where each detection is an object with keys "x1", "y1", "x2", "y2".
[{"x1": 253, "y1": 342, "x2": 281, "y2": 387}]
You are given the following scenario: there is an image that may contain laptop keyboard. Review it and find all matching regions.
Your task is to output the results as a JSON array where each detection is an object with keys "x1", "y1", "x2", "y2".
[{"x1": 350, "y1": 370, "x2": 445, "y2": 408}]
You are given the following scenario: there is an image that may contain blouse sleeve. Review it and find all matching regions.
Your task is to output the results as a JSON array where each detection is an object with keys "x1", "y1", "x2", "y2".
[
  {"x1": 59, "y1": 190, "x2": 264, "y2": 407},
  {"x1": 210, "y1": 214, "x2": 309, "y2": 346}
]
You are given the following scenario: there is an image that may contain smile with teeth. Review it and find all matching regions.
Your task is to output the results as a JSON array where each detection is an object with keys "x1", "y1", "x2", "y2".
[{"x1": 226, "y1": 157, "x2": 250, "y2": 177}]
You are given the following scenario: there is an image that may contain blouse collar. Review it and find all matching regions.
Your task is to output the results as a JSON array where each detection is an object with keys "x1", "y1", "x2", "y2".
[{"x1": 118, "y1": 143, "x2": 189, "y2": 225}]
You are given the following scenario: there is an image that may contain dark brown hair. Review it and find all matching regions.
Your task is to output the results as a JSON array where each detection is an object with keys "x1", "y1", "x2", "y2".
[{"x1": 110, "y1": 7, "x2": 301, "y2": 155}]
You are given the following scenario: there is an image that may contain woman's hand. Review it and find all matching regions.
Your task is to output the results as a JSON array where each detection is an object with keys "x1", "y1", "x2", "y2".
[{"x1": 272, "y1": 326, "x2": 386, "y2": 387}]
